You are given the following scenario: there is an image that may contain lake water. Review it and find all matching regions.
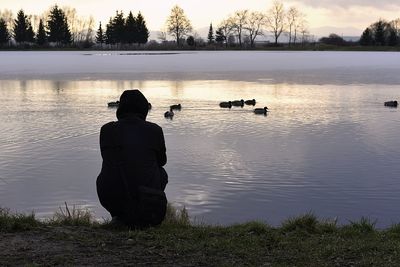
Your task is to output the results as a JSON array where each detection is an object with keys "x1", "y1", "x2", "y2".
[{"x1": 0, "y1": 51, "x2": 400, "y2": 227}]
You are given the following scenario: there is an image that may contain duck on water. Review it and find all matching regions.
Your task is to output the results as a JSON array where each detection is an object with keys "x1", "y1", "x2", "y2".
[
  {"x1": 231, "y1": 99, "x2": 244, "y2": 107},
  {"x1": 254, "y1": 107, "x2": 269, "y2": 115},
  {"x1": 170, "y1": 104, "x2": 182, "y2": 110},
  {"x1": 245, "y1": 99, "x2": 256, "y2": 106},
  {"x1": 219, "y1": 101, "x2": 232, "y2": 108},
  {"x1": 384, "y1": 100, "x2": 398, "y2": 107},
  {"x1": 164, "y1": 108, "x2": 174, "y2": 119}
]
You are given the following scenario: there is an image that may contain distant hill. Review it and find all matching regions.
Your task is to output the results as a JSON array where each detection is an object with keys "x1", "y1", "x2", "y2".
[{"x1": 310, "y1": 26, "x2": 362, "y2": 38}]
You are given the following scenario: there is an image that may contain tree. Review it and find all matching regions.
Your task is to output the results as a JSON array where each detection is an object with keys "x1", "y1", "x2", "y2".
[
  {"x1": 112, "y1": 11, "x2": 125, "y2": 44},
  {"x1": 373, "y1": 20, "x2": 387, "y2": 46},
  {"x1": 215, "y1": 27, "x2": 225, "y2": 45},
  {"x1": 136, "y1": 12, "x2": 149, "y2": 44},
  {"x1": 266, "y1": 0, "x2": 286, "y2": 45},
  {"x1": 47, "y1": 5, "x2": 72, "y2": 44},
  {"x1": 13, "y1": 9, "x2": 34, "y2": 43},
  {"x1": 319, "y1": 33, "x2": 345, "y2": 46},
  {"x1": 286, "y1": 7, "x2": 304, "y2": 46},
  {"x1": 36, "y1": 19, "x2": 47, "y2": 45},
  {"x1": 105, "y1": 18, "x2": 115, "y2": 44},
  {"x1": 245, "y1": 11, "x2": 265, "y2": 48},
  {"x1": 95, "y1": 22, "x2": 104, "y2": 45},
  {"x1": 125, "y1": 11, "x2": 137, "y2": 44},
  {"x1": 157, "y1": 28, "x2": 167, "y2": 43},
  {"x1": 293, "y1": 12, "x2": 307, "y2": 44},
  {"x1": 207, "y1": 23, "x2": 214, "y2": 44},
  {"x1": 359, "y1": 28, "x2": 373, "y2": 46},
  {"x1": 0, "y1": 9, "x2": 13, "y2": 33},
  {"x1": 217, "y1": 19, "x2": 234, "y2": 48},
  {"x1": 229, "y1": 10, "x2": 248, "y2": 47},
  {"x1": 26, "y1": 24, "x2": 35, "y2": 42},
  {"x1": 0, "y1": 18, "x2": 10, "y2": 45},
  {"x1": 166, "y1": 5, "x2": 192, "y2": 46},
  {"x1": 186, "y1": 35, "x2": 195, "y2": 46},
  {"x1": 388, "y1": 28, "x2": 398, "y2": 46}
]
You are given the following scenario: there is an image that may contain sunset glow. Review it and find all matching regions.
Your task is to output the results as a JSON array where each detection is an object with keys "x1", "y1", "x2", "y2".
[{"x1": 2, "y1": 0, "x2": 400, "y2": 36}]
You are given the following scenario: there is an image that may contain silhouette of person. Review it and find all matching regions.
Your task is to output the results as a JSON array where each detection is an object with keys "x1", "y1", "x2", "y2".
[{"x1": 97, "y1": 89, "x2": 168, "y2": 227}]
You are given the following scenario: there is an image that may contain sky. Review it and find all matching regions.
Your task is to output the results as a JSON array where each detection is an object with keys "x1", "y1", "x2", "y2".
[{"x1": 1, "y1": 0, "x2": 400, "y2": 35}]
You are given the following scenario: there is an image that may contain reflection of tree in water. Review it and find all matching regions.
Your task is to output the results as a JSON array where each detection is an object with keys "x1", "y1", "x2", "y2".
[{"x1": 169, "y1": 80, "x2": 184, "y2": 98}]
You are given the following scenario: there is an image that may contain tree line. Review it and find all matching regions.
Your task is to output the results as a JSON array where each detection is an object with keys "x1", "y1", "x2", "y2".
[
  {"x1": 96, "y1": 11, "x2": 149, "y2": 47},
  {"x1": 162, "y1": 1, "x2": 310, "y2": 48},
  {"x1": 318, "y1": 18, "x2": 400, "y2": 47},
  {"x1": 3, "y1": 2, "x2": 400, "y2": 50},
  {"x1": 0, "y1": 5, "x2": 149, "y2": 48},
  {"x1": 1, "y1": 1, "x2": 309, "y2": 49},
  {"x1": 359, "y1": 19, "x2": 400, "y2": 46}
]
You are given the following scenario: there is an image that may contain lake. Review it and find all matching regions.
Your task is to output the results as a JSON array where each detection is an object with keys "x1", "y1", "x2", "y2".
[{"x1": 0, "y1": 51, "x2": 399, "y2": 226}]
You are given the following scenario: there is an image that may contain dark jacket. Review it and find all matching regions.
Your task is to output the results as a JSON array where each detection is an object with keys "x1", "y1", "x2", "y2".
[{"x1": 96, "y1": 90, "x2": 167, "y2": 218}]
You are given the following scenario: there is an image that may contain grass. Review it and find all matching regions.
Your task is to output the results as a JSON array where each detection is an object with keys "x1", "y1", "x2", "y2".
[{"x1": 2, "y1": 206, "x2": 400, "y2": 266}]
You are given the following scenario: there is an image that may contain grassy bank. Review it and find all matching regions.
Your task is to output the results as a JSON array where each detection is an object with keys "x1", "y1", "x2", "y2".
[{"x1": 1, "y1": 206, "x2": 400, "y2": 266}]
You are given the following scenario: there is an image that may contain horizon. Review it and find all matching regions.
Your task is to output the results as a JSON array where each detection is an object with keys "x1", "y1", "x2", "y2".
[{"x1": 1, "y1": 0, "x2": 400, "y2": 37}]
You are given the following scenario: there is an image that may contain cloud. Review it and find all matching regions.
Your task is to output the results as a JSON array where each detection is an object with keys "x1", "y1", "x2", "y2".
[{"x1": 293, "y1": 0, "x2": 400, "y2": 9}]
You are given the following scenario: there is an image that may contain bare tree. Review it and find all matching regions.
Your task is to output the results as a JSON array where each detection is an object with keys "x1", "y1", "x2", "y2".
[
  {"x1": 245, "y1": 11, "x2": 265, "y2": 48},
  {"x1": 286, "y1": 7, "x2": 300, "y2": 46},
  {"x1": 217, "y1": 19, "x2": 234, "y2": 48},
  {"x1": 390, "y1": 18, "x2": 400, "y2": 36},
  {"x1": 293, "y1": 13, "x2": 307, "y2": 44},
  {"x1": 266, "y1": 0, "x2": 286, "y2": 45},
  {"x1": 157, "y1": 28, "x2": 167, "y2": 43},
  {"x1": 0, "y1": 9, "x2": 14, "y2": 32},
  {"x1": 166, "y1": 5, "x2": 192, "y2": 46},
  {"x1": 299, "y1": 20, "x2": 310, "y2": 46},
  {"x1": 61, "y1": 6, "x2": 94, "y2": 44},
  {"x1": 229, "y1": 10, "x2": 248, "y2": 47}
]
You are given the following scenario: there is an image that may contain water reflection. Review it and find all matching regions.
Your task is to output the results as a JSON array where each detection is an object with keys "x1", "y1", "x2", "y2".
[{"x1": 0, "y1": 79, "x2": 400, "y2": 226}]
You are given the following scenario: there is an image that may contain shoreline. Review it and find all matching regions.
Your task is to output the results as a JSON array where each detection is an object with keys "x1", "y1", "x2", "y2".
[{"x1": 1, "y1": 207, "x2": 400, "y2": 266}]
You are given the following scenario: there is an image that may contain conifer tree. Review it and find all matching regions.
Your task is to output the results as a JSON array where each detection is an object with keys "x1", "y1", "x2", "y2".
[
  {"x1": 0, "y1": 18, "x2": 10, "y2": 45},
  {"x1": 136, "y1": 12, "x2": 149, "y2": 44},
  {"x1": 105, "y1": 18, "x2": 115, "y2": 44},
  {"x1": 207, "y1": 23, "x2": 214, "y2": 44},
  {"x1": 26, "y1": 24, "x2": 35, "y2": 43},
  {"x1": 388, "y1": 28, "x2": 398, "y2": 46},
  {"x1": 112, "y1": 11, "x2": 125, "y2": 44},
  {"x1": 373, "y1": 20, "x2": 387, "y2": 46},
  {"x1": 95, "y1": 22, "x2": 105, "y2": 45},
  {"x1": 36, "y1": 19, "x2": 47, "y2": 45},
  {"x1": 215, "y1": 27, "x2": 225, "y2": 45},
  {"x1": 186, "y1": 35, "x2": 195, "y2": 46},
  {"x1": 47, "y1": 5, "x2": 72, "y2": 45},
  {"x1": 125, "y1": 11, "x2": 137, "y2": 44},
  {"x1": 13, "y1": 9, "x2": 31, "y2": 43},
  {"x1": 359, "y1": 28, "x2": 373, "y2": 46}
]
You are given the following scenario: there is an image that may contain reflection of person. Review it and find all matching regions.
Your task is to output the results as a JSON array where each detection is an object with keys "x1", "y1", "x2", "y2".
[{"x1": 97, "y1": 90, "x2": 168, "y2": 226}]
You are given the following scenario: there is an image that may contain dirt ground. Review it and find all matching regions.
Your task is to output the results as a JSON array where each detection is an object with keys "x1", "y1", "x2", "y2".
[{"x1": 0, "y1": 226, "x2": 194, "y2": 266}]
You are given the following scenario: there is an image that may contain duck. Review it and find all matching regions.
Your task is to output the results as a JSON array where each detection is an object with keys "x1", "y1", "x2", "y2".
[
  {"x1": 384, "y1": 100, "x2": 398, "y2": 107},
  {"x1": 231, "y1": 99, "x2": 244, "y2": 107},
  {"x1": 170, "y1": 104, "x2": 182, "y2": 110},
  {"x1": 245, "y1": 99, "x2": 256, "y2": 106},
  {"x1": 164, "y1": 109, "x2": 174, "y2": 119},
  {"x1": 148, "y1": 102, "x2": 152, "y2": 110},
  {"x1": 107, "y1": 101, "x2": 119, "y2": 107},
  {"x1": 254, "y1": 107, "x2": 268, "y2": 114},
  {"x1": 219, "y1": 101, "x2": 232, "y2": 108}
]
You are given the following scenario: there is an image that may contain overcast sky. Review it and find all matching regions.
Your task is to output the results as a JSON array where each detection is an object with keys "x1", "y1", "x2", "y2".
[{"x1": 1, "y1": 0, "x2": 400, "y2": 35}]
